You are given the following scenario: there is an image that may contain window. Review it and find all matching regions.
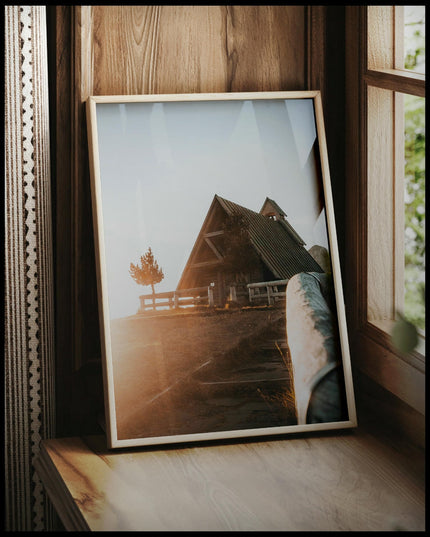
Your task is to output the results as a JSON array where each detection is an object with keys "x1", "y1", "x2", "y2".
[
  {"x1": 366, "y1": 6, "x2": 425, "y2": 350},
  {"x1": 403, "y1": 7, "x2": 425, "y2": 335},
  {"x1": 404, "y1": 93, "x2": 425, "y2": 333},
  {"x1": 345, "y1": 6, "x2": 425, "y2": 415},
  {"x1": 404, "y1": 6, "x2": 425, "y2": 74}
]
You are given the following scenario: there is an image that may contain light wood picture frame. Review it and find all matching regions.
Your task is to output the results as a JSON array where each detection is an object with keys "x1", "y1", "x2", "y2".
[{"x1": 86, "y1": 91, "x2": 357, "y2": 449}]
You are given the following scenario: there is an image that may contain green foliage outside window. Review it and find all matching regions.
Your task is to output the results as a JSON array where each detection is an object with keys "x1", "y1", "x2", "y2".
[
  {"x1": 391, "y1": 8, "x2": 425, "y2": 352},
  {"x1": 404, "y1": 6, "x2": 425, "y2": 73},
  {"x1": 403, "y1": 9, "x2": 425, "y2": 333},
  {"x1": 404, "y1": 94, "x2": 425, "y2": 331}
]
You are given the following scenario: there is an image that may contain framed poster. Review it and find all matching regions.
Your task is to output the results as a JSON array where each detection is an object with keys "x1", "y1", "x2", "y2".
[{"x1": 86, "y1": 91, "x2": 357, "y2": 449}]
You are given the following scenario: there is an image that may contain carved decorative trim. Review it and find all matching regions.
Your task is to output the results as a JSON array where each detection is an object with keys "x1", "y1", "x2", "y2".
[{"x1": 4, "y1": 5, "x2": 55, "y2": 531}]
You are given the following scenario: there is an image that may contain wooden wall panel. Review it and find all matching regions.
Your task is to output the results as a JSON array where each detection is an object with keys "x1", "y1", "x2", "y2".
[
  {"x1": 49, "y1": 5, "x2": 331, "y2": 437},
  {"x1": 84, "y1": 6, "x2": 306, "y2": 97}
]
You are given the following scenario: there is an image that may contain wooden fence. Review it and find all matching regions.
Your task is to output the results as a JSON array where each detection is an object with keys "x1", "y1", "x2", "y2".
[
  {"x1": 139, "y1": 285, "x2": 214, "y2": 312},
  {"x1": 246, "y1": 279, "x2": 289, "y2": 305},
  {"x1": 139, "y1": 279, "x2": 289, "y2": 312}
]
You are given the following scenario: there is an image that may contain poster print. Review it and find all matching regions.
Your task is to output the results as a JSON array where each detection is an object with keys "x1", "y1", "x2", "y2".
[{"x1": 86, "y1": 91, "x2": 357, "y2": 448}]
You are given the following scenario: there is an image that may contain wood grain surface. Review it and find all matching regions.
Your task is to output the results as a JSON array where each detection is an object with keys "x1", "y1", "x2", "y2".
[
  {"x1": 367, "y1": 85, "x2": 395, "y2": 322},
  {"x1": 86, "y1": 6, "x2": 306, "y2": 96},
  {"x1": 36, "y1": 431, "x2": 425, "y2": 532}
]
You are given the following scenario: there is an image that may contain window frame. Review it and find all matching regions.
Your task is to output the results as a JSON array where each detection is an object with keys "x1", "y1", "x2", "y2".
[{"x1": 345, "y1": 6, "x2": 425, "y2": 415}]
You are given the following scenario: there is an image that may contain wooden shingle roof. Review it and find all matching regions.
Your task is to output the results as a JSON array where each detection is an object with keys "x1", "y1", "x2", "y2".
[{"x1": 215, "y1": 195, "x2": 323, "y2": 279}]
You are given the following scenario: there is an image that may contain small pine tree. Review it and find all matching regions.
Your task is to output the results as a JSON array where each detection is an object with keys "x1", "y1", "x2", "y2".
[{"x1": 129, "y1": 247, "x2": 164, "y2": 309}]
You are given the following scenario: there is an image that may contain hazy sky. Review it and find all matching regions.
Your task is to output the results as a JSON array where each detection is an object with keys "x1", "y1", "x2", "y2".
[{"x1": 96, "y1": 98, "x2": 329, "y2": 319}]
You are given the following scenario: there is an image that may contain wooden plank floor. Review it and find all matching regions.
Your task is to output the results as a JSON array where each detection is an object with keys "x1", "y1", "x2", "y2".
[{"x1": 35, "y1": 428, "x2": 425, "y2": 532}]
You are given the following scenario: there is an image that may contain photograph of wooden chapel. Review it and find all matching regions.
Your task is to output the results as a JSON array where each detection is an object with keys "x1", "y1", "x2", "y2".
[{"x1": 87, "y1": 89, "x2": 355, "y2": 447}]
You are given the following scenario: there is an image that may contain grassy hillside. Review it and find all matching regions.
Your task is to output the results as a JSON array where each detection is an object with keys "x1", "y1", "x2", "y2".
[{"x1": 110, "y1": 307, "x2": 297, "y2": 440}]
